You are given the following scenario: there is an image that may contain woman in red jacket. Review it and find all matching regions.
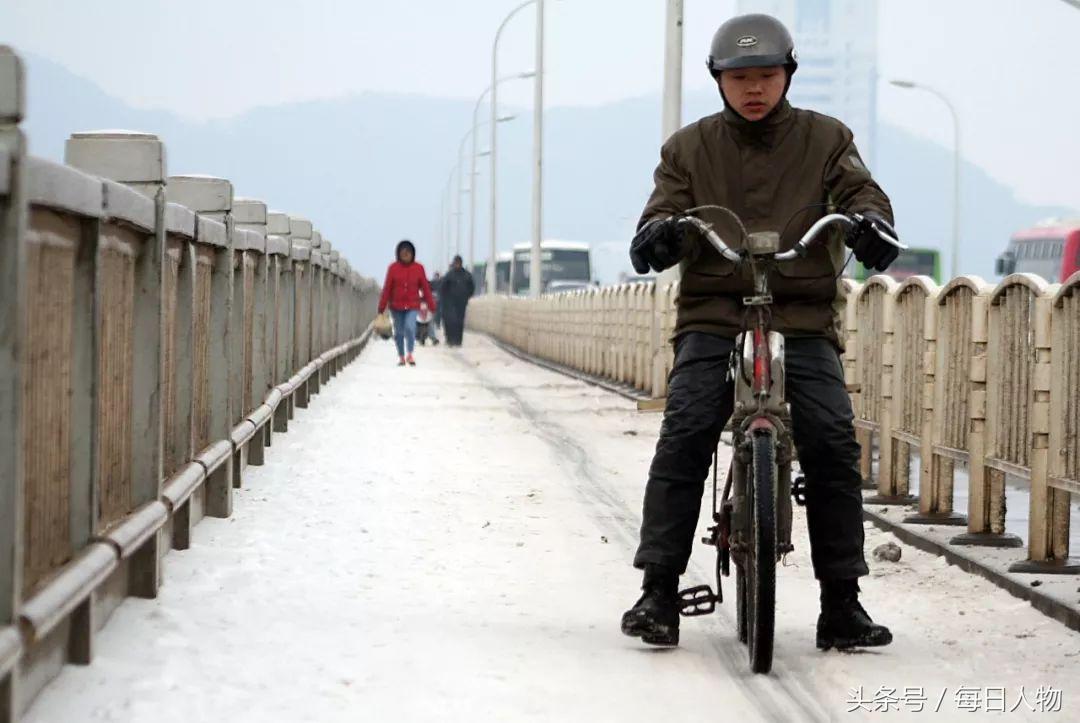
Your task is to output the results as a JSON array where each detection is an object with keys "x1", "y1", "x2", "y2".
[{"x1": 378, "y1": 240, "x2": 437, "y2": 366}]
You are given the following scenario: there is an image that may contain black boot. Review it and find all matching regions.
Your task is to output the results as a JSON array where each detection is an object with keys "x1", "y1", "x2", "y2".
[
  {"x1": 621, "y1": 564, "x2": 680, "y2": 646},
  {"x1": 816, "y1": 578, "x2": 892, "y2": 650}
]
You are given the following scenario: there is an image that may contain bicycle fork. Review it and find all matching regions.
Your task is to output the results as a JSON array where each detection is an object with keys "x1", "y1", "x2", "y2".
[{"x1": 678, "y1": 443, "x2": 799, "y2": 618}]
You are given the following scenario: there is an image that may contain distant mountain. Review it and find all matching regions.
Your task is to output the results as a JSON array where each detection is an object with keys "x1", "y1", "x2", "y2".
[{"x1": 21, "y1": 53, "x2": 1072, "y2": 282}]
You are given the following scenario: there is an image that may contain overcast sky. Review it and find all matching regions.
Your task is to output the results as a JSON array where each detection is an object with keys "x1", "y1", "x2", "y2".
[{"x1": 3, "y1": 0, "x2": 1078, "y2": 210}]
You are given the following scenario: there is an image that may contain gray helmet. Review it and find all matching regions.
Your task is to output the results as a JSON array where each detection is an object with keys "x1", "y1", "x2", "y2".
[{"x1": 706, "y1": 14, "x2": 798, "y2": 77}]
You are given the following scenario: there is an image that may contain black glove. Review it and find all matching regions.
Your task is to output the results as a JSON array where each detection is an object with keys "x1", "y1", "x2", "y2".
[
  {"x1": 629, "y1": 217, "x2": 687, "y2": 274},
  {"x1": 845, "y1": 213, "x2": 900, "y2": 272}
]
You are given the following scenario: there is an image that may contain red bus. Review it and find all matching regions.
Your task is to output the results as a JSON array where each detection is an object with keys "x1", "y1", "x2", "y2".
[{"x1": 996, "y1": 222, "x2": 1080, "y2": 283}]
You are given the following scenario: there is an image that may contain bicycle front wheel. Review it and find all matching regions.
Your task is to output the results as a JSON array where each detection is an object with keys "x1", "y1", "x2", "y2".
[{"x1": 746, "y1": 428, "x2": 777, "y2": 674}]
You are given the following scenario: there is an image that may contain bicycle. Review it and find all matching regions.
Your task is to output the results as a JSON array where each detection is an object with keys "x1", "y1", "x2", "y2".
[{"x1": 666, "y1": 206, "x2": 904, "y2": 674}]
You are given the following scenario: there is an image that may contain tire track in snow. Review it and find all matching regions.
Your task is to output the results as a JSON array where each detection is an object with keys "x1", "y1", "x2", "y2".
[{"x1": 453, "y1": 348, "x2": 833, "y2": 723}]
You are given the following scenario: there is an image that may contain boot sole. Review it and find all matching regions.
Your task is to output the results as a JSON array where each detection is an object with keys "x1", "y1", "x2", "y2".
[
  {"x1": 816, "y1": 629, "x2": 893, "y2": 651},
  {"x1": 621, "y1": 614, "x2": 679, "y2": 647}
]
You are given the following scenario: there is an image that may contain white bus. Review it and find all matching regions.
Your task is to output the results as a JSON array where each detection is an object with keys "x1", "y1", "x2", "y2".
[
  {"x1": 510, "y1": 240, "x2": 592, "y2": 296},
  {"x1": 474, "y1": 252, "x2": 513, "y2": 295}
]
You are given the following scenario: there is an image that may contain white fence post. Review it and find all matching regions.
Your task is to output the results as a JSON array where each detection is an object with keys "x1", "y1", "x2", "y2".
[{"x1": 0, "y1": 45, "x2": 27, "y2": 722}]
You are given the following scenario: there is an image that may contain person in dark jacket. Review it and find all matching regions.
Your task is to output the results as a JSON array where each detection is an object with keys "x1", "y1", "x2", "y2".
[
  {"x1": 378, "y1": 240, "x2": 436, "y2": 366},
  {"x1": 439, "y1": 256, "x2": 475, "y2": 347},
  {"x1": 621, "y1": 14, "x2": 898, "y2": 651}
]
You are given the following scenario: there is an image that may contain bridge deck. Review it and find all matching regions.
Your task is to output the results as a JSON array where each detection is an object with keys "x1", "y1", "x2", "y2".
[{"x1": 25, "y1": 337, "x2": 1079, "y2": 722}]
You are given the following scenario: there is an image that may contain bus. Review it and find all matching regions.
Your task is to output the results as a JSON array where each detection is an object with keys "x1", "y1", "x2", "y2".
[
  {"x1": 996, "y1": 221, "x2": 1080, "y2": 283},
  {"x1": 510, "y1": 240, "x2": 592, "y2": 296},
  {"x1": 472, "y1": 252, "x2": 513, "y2": 295},
  {"x1": 854, "y1": 247, "x2": 941, "y2": 283}
]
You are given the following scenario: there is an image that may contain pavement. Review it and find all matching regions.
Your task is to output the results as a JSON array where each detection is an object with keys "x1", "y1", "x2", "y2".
[{"x1": 23, "y1": 335, "x2": 1080, "y2": 723}]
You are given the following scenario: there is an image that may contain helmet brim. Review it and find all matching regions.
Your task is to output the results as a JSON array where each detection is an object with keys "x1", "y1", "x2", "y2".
[{"x1": 707, "y1": 53, "x2": 794, "y2": 72}]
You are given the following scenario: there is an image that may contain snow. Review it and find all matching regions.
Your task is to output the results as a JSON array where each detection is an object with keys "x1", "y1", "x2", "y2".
[{"x1": 24, "y1": 335, "x2": 1080, "y2": 723}]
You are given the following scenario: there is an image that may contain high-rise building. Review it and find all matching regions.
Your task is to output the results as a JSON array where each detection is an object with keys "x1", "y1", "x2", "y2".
[{"x1": 734, "y1": 0, "x2": 879, "y2": 166}]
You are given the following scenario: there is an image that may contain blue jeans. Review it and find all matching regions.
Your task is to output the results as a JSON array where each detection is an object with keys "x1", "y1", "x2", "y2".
[{"x1": 390, "y1": 309, "x2": 417, "y2": 357}]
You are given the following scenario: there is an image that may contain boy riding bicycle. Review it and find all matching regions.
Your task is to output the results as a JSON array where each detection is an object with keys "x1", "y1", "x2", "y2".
[{"x1": 622, "y1": 13, "x2": 898, "y2": 650}]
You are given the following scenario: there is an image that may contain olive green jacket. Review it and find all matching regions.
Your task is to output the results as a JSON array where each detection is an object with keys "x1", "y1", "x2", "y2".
[{"x1": 638, "y1": 100, "x2": 893, "y2": 348}]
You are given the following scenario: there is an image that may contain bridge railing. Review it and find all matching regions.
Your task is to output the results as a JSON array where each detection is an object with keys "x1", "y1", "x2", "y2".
[
  {"x1": 1047, "y1": 279, "x2": 1080, "y2": 564},
  {"x1": 0, "y1": 47, "x2": 378, "y2": 720},
  {"x1": 470, "y1": 269, "x2": 1080, "y2": 575},
  {"x1": 851, "y1": 276, "x2": 900, "y2": 499}
]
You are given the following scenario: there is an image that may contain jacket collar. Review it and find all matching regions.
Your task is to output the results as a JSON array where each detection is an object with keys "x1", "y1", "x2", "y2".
[{"x1": 721, "y1": 99, "x2": 793, "y2": 145}]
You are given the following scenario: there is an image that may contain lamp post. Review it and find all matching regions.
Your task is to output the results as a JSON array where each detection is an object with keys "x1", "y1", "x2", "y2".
[
  {"x1": 438, "y1": 191, "x2": 445, "y2": 270},
  {"x1": 443, "y1": 167, "x2": 457, "y2": 268},
  {"x1": 662, "y1": 0, "x2": 684, "y2": 142},
  {"x1": 490, "y1": 0, "x2": 538, "y2": 296},
  {"x1": 657, "y1": 0, "x2": 684, "y2": 288},
  {"x1": 469, "y1": 71, "x2": 535, "y2": 275},
  {"x1": 891, "y1": 79, "x2": 961, "y2": 278},
  {"x1": 528, "y1": 0, "x2": 546, "y2": 298},
  {"x1": 447, "y1": 114, "x2": 515, "y2": 270},
  {"x1": 455, "y1": 131, "x2": 471, "y2": 262}
]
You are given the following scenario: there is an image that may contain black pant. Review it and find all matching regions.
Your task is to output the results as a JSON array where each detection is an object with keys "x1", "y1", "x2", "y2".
[
  {"x1": 443, "y1": 306, "x2": 466, "y2": 346},
  {"x1": 634, "y1": 332, "x2": 869, "y2": 580}
]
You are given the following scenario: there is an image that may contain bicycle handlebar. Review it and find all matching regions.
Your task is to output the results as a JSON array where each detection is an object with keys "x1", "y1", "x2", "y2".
[{"x1": 672, "y1": 208, "x2": 907, "y2": 264}]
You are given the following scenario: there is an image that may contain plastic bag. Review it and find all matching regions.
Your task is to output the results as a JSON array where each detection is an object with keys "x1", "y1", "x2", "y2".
[{"x1": 373, "y1": 312, "x2": 393, "y2": 339}]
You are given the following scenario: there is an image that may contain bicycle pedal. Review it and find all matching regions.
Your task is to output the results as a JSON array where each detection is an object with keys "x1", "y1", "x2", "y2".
[{"x1": 677, "y1": 585, "x2": 718, "y2": 617}]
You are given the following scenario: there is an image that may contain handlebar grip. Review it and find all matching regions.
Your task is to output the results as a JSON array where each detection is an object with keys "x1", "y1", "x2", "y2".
[
  {"x1": 850, "y1": 212, "x2": 907, "y2": 251},
  {"x1": 870, "y1": 223, "x2": 907, "y2": 251}
]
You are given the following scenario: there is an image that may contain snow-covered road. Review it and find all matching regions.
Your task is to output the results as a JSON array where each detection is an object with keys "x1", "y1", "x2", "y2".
[{"x1": 25, "y1": 335, "x2": 1079, "y2": 723}]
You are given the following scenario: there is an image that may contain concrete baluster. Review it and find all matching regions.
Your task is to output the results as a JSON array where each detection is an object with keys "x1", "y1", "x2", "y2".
[
  {"x1": 904, "y1": 283, "x2": 958, "y2": 525},
  {"x1": 18, "y1": 151, "x2": 108, "y2": 701},
  {"x1": 1017, "y1": 276, "x2": 1080, "y2": 571},
  {"x1": 952, "y1": 277, "x2": 1031, "y2": 548},
  {"x1": 160, "y1": 201, "x2": 197, "y2": 549},
  {"x1": 67, "y1": 131, "x2": 170, "y2": 603},
  {"x1": 308, "y1": 229, "x2": 324, "y2": 394},
  {"x1": 0, "y1": 45, "x2": 26, "y2": 722},
  {"x1": 233, "y1": 198, "x2": 269, "y2": 466},
  {"x1": 327, "y1": 248, "x2": 341, "y2": 376},
  {"x1": 167, "y1": 174, "x2": 236, "y2": 517},
  {"x1": 906, "y1": 277, "x2": 977, "y2": 527},
  {"x1": 289, "y1": 216, "x2": 313, "y2": 407},
  {"x1": 869, "y1": 278, "x2": 927, "y2": 505},
  {"x1": 267, "y1": 211, "x2": 295, "y2": 424},
  {"x1": 1009, "y1": 280, "x2": 1079, "y2": 573}
]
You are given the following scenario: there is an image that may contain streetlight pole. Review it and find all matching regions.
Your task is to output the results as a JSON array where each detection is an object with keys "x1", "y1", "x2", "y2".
[
  {"x1": 437, "y1": 192, "x2": 445, "y2": 271},
  {"x1": 662, "y1": 0, "x2": 684, "y2": 142},
  {"x1": 657, "y1": 0, "x2": 684, "y2": 288},
  {"x1": 469, "y1": 72, "x2": 535, "y2": 277},
  {"x1": 891, "y1": 79, "x2": 961, "y2": 278},
  {"x1": 448, "y1": 113, "x2": 516, "y2": 273},
  {"x1": 490, "y1": 0, "x2": 537, "y2": 296},
  {"x1": 529, "y1": 0, "x2": 545, "y2": 298},
  {"x1": 456, "y1": 131, "x2": 471, "y2": 260},
  {"x1": 469, "y1": 92, "x2": 488, "y2": 276},
  {"x1": 444, "y1": 166, "x2": 457, "y2": 269}
]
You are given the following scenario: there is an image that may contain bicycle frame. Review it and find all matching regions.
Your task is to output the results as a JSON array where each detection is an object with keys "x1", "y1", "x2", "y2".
[{"x1": 726, "y1": 255, "x2": 795, "y2": 571}]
